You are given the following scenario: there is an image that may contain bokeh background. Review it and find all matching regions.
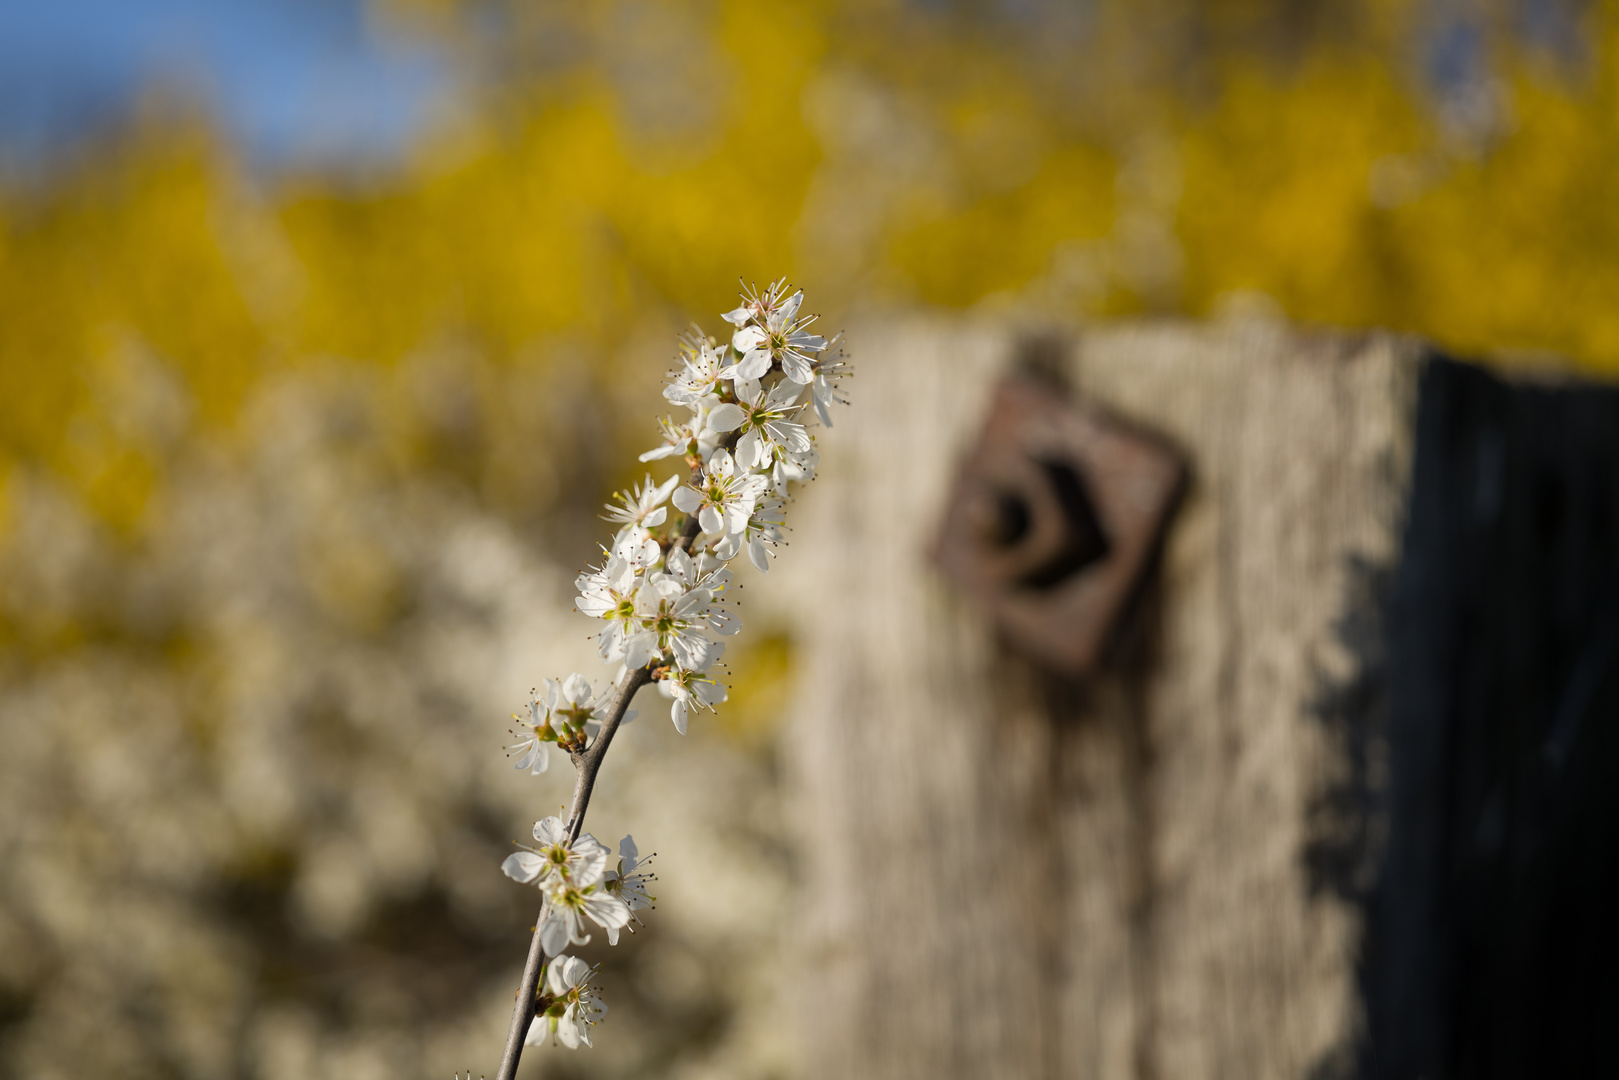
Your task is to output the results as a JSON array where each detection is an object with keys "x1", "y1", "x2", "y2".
[{"x1": 1, "y1": 1, "x2": 1616, "y2": 1077}]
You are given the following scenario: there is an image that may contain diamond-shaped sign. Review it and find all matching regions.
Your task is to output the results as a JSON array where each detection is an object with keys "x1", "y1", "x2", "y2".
[{"x1": 932, "y1": 373, "x2": 1187, "y2": 675}]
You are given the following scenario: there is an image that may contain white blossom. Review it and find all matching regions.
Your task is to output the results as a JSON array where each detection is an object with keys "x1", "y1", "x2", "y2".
[
  {"x1": 712, "y1": 494, "x2": 786, "y2": 572},
  {"x1": 505, "y1": 687, "x2": 558, "y2": 775},
  {"x1": 654, "y1": 543, "x2": 717, "y2": 589},
  {"x1": 720, "y1": 277, "x2": 791, "y2": 328},
  {"x1": 655, "y1": 546, "x2": 740, "y2": 639},
  {"x1": 721, "y1": 279, "x2": 787, "y2": 380},
  {"x1": 538, "y1": 876, "x2": 633, "y2": 954},
  {"x1": 503, "y1": 818, "x2": 631, "y2": 955},
  {"x1": 664, "y1": 331, "x2": 729, "y2": 406},
  {"x1": 654, "y1": 544, "x2": 736, "y2": 598},
  {"x1": 672, "y1": 450, "x2": 767, "y2": 536},
  {"x1": 724, "y1": 325, "x2": 775, "y2": 382},
  {"x1": 727, "y1": 286, "x2": 828, "y2": 384},
  {"x1": 603, "y1": 835, "x2": 656, "y2": 916},
  {"x1": 622, "y1": 573, "x2": 721, "y2": 672},
  {"x1": 639, "y1": 414, "x2": 697, "y2": 462},
  {"x1": 639, "y1": 397, "x2": 725, "y2": 463},
  {"x1": 501, "y1": 815, "x2": 610, "y2": 889},
  {"x1": 733, "y1": 377, "x2": 811, "y2": 471},
  {"x1": 602, "y1": 473, "x2": 678, "y2": 549},
  {"x1": 721, "y1": 281, "x2": 828, "y2": 384},
  {"x1": 609, "y1": 531, "x2": 662, "y2": 570},
  {"x1": 549, "y1": 673, "x2": 606, "y2": 740},
  {"x1": 527, "y1": 955, "x2": 607, "y2": 1049},
  {"x1": 809, "y1": 334, "x2": 853, "y2": 426},
  {"x1": 775, "y1": 446, "x2": 818, "y2": 495},
  {"x1": 575, "y1": 556, "x2": 641, "y2": 662},
  {"x1": 658, "y1": 665, "x2": 728, "y2": 734}
]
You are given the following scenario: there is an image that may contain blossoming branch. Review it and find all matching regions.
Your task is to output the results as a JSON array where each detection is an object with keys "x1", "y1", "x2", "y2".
[{"x1": 488, "y1": 281, "x2": 849, "y2": 1079}]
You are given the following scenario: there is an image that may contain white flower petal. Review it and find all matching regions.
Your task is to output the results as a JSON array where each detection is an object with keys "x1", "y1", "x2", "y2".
[
  {"x1": 674, "y1": 587, "x2": 712, "y2": 615},
  {"x1": 598, "y1": 623, "x2": 628, "y2": 662},
  {"x1": 723, "y1": 498, "x2": 755, "y2": 534},
  {"x1": 665, "y1": 545, "x2": 693, "y2": 582},
  {"x1": 623, "y1": 633, "x2": 657, "y2": 671},
  {"x1": 633, "y1": 537, "x2": 661, "y2": 568},
  {"x1": 518, "y1": 743, "x2": 549, "y2": 774},
  {"x1": 534, "y1": 816, "x2": 567, "y2": 846},
  {"x1": 571, "y1": 839, "x2": 610, "y2": 885},
  {"x1": 672, "y1": 633, "x2": 717, "y2": 671},
  {"x1": 502, "y1": 851, "x2": 546, "y2": 884},
  {"x1": 585, "y1": 891, "x2": 634, "y2": 940},
  {"x1": 780, "y1": 290, "x2": 803, "y2": 322},
  {"x1": 711, "y1": 530, "x2": 742, "y2": 561},
  {"x1": 606, "y1": 557, "x2": 636, "y2": 590},
  {"x1": 735, "y1": 429, "x2": 764, "y2": 469},
  {"x1": 705, "y1": 448, "x2": 734, "y2": 477},
  {"x1": 766, "y1": 379, "x2": 805, "y2": 407},
  {"x1": 541, "y1": 907, "x2": 589, "y2": 956},
  {"x1": 561, "y1": 673, "x2": 593, "y2": 706},
  {"x1": 705, "y1": 402, "x2": 746, "y2": 433},
  {"x1": 551, "y1": 954, "x2": 589, "y2": 994},
  {"x1": 738, "y1": 349, "x2": 773, "y2": 380},
  {"x1": 672, "y1": 486, "x2": 703, "y2": 513},
  {"x1": 781, "y1": 351, "x2": 814, "y2": 384},
  {"x1": 748, "y1": 536, "x2": 770, "y2": 572}
]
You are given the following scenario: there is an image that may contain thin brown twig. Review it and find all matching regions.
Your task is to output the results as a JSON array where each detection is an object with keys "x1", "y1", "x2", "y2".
[{"x1": 493, "y1": 661, "x2": 651, "y2": 1080}]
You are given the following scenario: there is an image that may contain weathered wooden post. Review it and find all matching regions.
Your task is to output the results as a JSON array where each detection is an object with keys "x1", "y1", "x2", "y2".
[{"x1": 783, "y1": 316, "x2": 1619, "y2": 1080}]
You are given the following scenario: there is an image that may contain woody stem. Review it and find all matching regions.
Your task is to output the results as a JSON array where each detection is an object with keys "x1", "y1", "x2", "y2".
[{"x1": 493, "y1": 660, "x2": 652, "y2": 1080}]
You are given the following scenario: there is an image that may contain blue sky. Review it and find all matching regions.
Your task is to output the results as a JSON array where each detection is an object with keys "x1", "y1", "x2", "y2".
[{"x1": 0, "y1": 0, "x2": 447, "y2": 171}]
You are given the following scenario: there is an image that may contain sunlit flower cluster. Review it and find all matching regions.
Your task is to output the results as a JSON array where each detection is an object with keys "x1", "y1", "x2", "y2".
[
  {"x1": 496, "y1": 281, "x2": 848, "y2": 1055},
  {"x1": 502, "y1": 821, "x2": 652, "y2": 1049},
  {"x1": 503, "y1": 816, "x2": 636, "y2": 949},
  {"x1": 565, "y1": 279, "x2": 846, "y2": 741},
  {"x1": 505, "y1": 675, "x2": 606, "y2": 770},
  {"x1": 529, "y1": 955, "x2": 608, "y2": 1049}
]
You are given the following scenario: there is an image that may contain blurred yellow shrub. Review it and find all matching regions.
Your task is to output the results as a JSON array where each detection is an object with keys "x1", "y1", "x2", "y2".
[{"x1": 3, "y1": 0, "x2": 1617, "y2": 536}]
